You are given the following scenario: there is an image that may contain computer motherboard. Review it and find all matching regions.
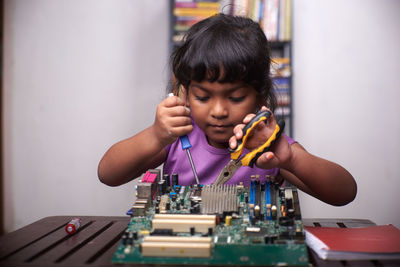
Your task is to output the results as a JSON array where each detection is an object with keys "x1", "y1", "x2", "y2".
[{"x1": 112, "y1": 169, "x2": 309, "y2": 266}]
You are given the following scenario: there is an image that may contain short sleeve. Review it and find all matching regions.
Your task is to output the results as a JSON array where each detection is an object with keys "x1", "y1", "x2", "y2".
[{"x1": 283, "y1": 134, "x2": 296, "y2": 145}]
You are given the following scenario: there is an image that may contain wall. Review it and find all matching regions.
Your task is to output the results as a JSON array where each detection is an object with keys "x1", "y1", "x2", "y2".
[
  {"x1": 3, "y1": 0, "x2": 169, "y2": 232},
  {"x1": 3, "y1": 0, "x2": 400, "y2": 232},
  {"x1": 293, "y1": 0, "x2": 400, "y2": 227}
]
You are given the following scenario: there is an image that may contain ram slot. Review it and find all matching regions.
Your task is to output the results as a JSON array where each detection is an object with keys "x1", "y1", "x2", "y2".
[
  {"x1": 270, "y1": 183, "x2": 277, "y2": 207},
  {"x1": 255, "y1": 180, "x2": 261, "y2": 208},
  {"x1": 265, "y1": 181, "x2": 272, "y2": 220},
  {"x1": 250, "y1": 179, "x2": 255, "y2": 205}
]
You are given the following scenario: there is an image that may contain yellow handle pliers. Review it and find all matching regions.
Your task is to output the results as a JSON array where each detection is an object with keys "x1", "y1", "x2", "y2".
[{"x1": 213, "y1": 110, "x2": 285, "y2": 185}]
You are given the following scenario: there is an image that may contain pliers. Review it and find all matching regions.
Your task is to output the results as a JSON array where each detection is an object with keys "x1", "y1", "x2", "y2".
[{"x1": 213, "y1": 110, "x2": 285, "y2": 185}]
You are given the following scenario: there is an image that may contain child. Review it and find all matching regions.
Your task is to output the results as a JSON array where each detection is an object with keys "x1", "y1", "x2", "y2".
[{"x1": 98, "y1": 14, "x2": 357, "y2": 206}]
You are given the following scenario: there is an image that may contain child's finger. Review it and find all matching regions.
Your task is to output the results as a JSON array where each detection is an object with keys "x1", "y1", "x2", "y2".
[
  {"x1": 256, "y1": 151, "x2": 279, "y2": 169},
  {"x1": 167, "y1": 105, "x2": 191, "y2": 117},
  {"x1": 169, "y1": 125, "x2": 194, "y2": 137},
  {"x1": 233, "y1": 124, "x2": 245, "y2": 139},
  {"x1": 242, "y1": 113, "x2": 256, "y2": 124},
  {"x1": 229, "y1": 136, "x2": 237, "y2": 150},
  {"x1": 164, "y1": 95, "x2": 186, "y2": 108}
]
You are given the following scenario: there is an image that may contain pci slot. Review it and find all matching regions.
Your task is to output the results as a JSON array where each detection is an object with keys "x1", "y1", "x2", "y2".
[
  {"x1": 153, "y1": 214, "x2": 216, "y2": 220},
  {"x1": 151, "y1": 214, "x2": 216, "y2": 233},
  {"x1": 141, "y1": 236, "x2": 212, "y2": 258}
]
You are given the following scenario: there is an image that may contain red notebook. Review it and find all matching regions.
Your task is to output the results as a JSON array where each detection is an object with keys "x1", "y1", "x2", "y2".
[{"x1": 304, "y1": 225, "x2": 400, "y2": 260}]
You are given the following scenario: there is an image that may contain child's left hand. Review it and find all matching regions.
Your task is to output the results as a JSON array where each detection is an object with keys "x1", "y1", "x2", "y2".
[{"x1": 229, "y1": 106, "x2": 293, "y2": 170}]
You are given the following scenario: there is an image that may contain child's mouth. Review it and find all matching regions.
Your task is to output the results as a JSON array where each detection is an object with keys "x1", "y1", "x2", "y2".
[{"x1": 209, "y1": 124, "x2": 233, "y2": 131}]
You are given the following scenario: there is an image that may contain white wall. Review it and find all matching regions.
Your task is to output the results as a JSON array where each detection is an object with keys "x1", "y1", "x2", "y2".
[
  {"x1": 3, "y1": 0, "x2": 169, "y2": 232},
  {"x1": 3, "y1": 0, "x2": 400, "y2": 233},
  {"x1": 292, "y1": 0, "x2": 400, "y2": 227}
]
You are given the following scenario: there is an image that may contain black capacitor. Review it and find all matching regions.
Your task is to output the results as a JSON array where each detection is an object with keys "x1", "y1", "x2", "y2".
[
  {"x1": 162, "y1": 179, "x2": 168, "y2": 193},
  {"x1": 158, "y1": 180, "x2": 164, "y2": 196},
  {"x1": 190, "y1": 227, "x2": 195, "y2": 235},
  {"x1": 155, "y1": 206, "x2": 159, "y2": 214},
  {"x1": 279, "y1": 188, "x2": 285, "y2": 197},
  {"x1": 163, "y1": 174, "x2": 170, "y2": 187},
  {"x1": 286, "y1": 198, "x2": 293, "y2": 210},
  {"x1": 166, "y1": 202, "x2": 170, "y2": 210},
  {"x1": 279, "y1": 216, "x2": 294, "y2": 226},
  {"x1": 208, "y1": 227, "x2": 213, "y2": 236},
  {"x1": 264, "y1": 235, "x2": 277, "y2": 244},
  {"x1": 180, "y1": 198, "x2": 184, "y2": 206},
  {"x1": 172, "y1": 173, "x2": 179, "y2": 186},
  {"x1": 287, "y1": 208, "x2": 295, "y2": 218},
  {"x1": 176, "y1": 203, "x2": 180, "y2": 210},
  {"x1": 122, "y1": 233, "x2": 128, "y2": 245}
]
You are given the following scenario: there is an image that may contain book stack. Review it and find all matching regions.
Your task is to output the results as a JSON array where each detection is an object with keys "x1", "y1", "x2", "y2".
[
  {"x1": 271, "y1": 57, "x2": 291, "y2": 119},
  {"x1": 172, "y1": 0, "x2": 221, "y2": 43},
  {"x1": 230, "y1": 0, "x2": 292, "y2": 41},
  {"x1": 305, "y1": 225, "x2": 400, "y2": 261}
]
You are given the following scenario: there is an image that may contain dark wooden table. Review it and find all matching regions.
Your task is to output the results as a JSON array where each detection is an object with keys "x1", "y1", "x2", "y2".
[{"x1": 0, "y1": 216, "x2": 398, "y2": 267}]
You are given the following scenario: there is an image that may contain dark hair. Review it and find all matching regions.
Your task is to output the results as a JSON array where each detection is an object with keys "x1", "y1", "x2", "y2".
[{"x1": 170, "y1": 13, "x2": 276, "y2": 111}]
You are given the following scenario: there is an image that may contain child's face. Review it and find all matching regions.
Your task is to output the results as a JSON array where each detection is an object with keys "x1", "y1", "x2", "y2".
[{"x1": 186, "y1": 80, "x2": 260, "y2": 149}]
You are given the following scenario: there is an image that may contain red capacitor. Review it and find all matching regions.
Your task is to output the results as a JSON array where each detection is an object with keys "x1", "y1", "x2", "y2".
[{"x1": 65, "y1": 218, "x2": 81, "y2": 234}]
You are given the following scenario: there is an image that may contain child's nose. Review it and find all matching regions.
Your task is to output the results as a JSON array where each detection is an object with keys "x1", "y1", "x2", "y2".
[{"x1": 210, "y1": 99, "x2": 228, "y2": 119}]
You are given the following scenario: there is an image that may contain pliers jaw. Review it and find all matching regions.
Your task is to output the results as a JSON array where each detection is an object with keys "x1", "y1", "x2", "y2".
[{"x1": 213, "y1": 159, "x2": 242, "y2": 185}]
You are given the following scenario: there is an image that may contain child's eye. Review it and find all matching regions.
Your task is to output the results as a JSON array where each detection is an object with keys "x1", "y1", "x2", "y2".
[
  {"x1": 195, "y1": 96, "x2": 209, "y2": 102},
  {"x1": 230, "y1": 96, "x2": 246, "y2": 102}
]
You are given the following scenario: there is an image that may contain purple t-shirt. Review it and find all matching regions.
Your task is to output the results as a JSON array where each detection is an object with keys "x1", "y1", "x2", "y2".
[{"x1": 164, "y1": 121, "x2": 296, "y2": 186}]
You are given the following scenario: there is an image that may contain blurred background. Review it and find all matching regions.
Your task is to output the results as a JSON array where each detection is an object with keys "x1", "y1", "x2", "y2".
[{"x1": 2, "y1": 0, "x2": 399, "y2": 233}]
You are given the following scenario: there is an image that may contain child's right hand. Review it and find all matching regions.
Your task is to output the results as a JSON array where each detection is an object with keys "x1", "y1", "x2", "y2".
[{"x1": 152, "y1": 95, "x2": 193, "y2": 146}]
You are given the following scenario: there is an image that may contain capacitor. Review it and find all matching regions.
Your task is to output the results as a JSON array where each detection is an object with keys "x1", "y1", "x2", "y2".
[
  {"x1": 255, "y1": 205, "x2": 260, "y2": 218},
  {"x1": 225, "y1": 215, "x2": 232, "y2": 226},
  {"x1": 271, "y1": 205, "x2": 277, "y2": 219},
  {"x1": 249, "y1": 203, "x2": 255, "y2": 218},
  {"x1": 65, "y1": 218, "x2": 81, "y2": 234},
  {"x1": 158, "y1": 180, "x2": 165, "y2": 196},
  {"x1": 172, "y1": 173, "x2": 179, "y2": 186},
  {"x1": 208, "y1": 227, "x2": 213, "y2": 236},
  {"x1": 163, "y1": 174, "x2": 170, "y2": 187}
]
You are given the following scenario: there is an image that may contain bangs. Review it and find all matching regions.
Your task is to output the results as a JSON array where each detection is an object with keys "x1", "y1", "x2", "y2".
[{"x1": 173, "y1": 18, "x2": 269, "y2": 90}]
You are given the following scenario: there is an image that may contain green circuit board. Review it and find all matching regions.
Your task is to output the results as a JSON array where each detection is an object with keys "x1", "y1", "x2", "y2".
[{"x1": 112, "y1": 171, "x2": 309, "y2": 266}]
